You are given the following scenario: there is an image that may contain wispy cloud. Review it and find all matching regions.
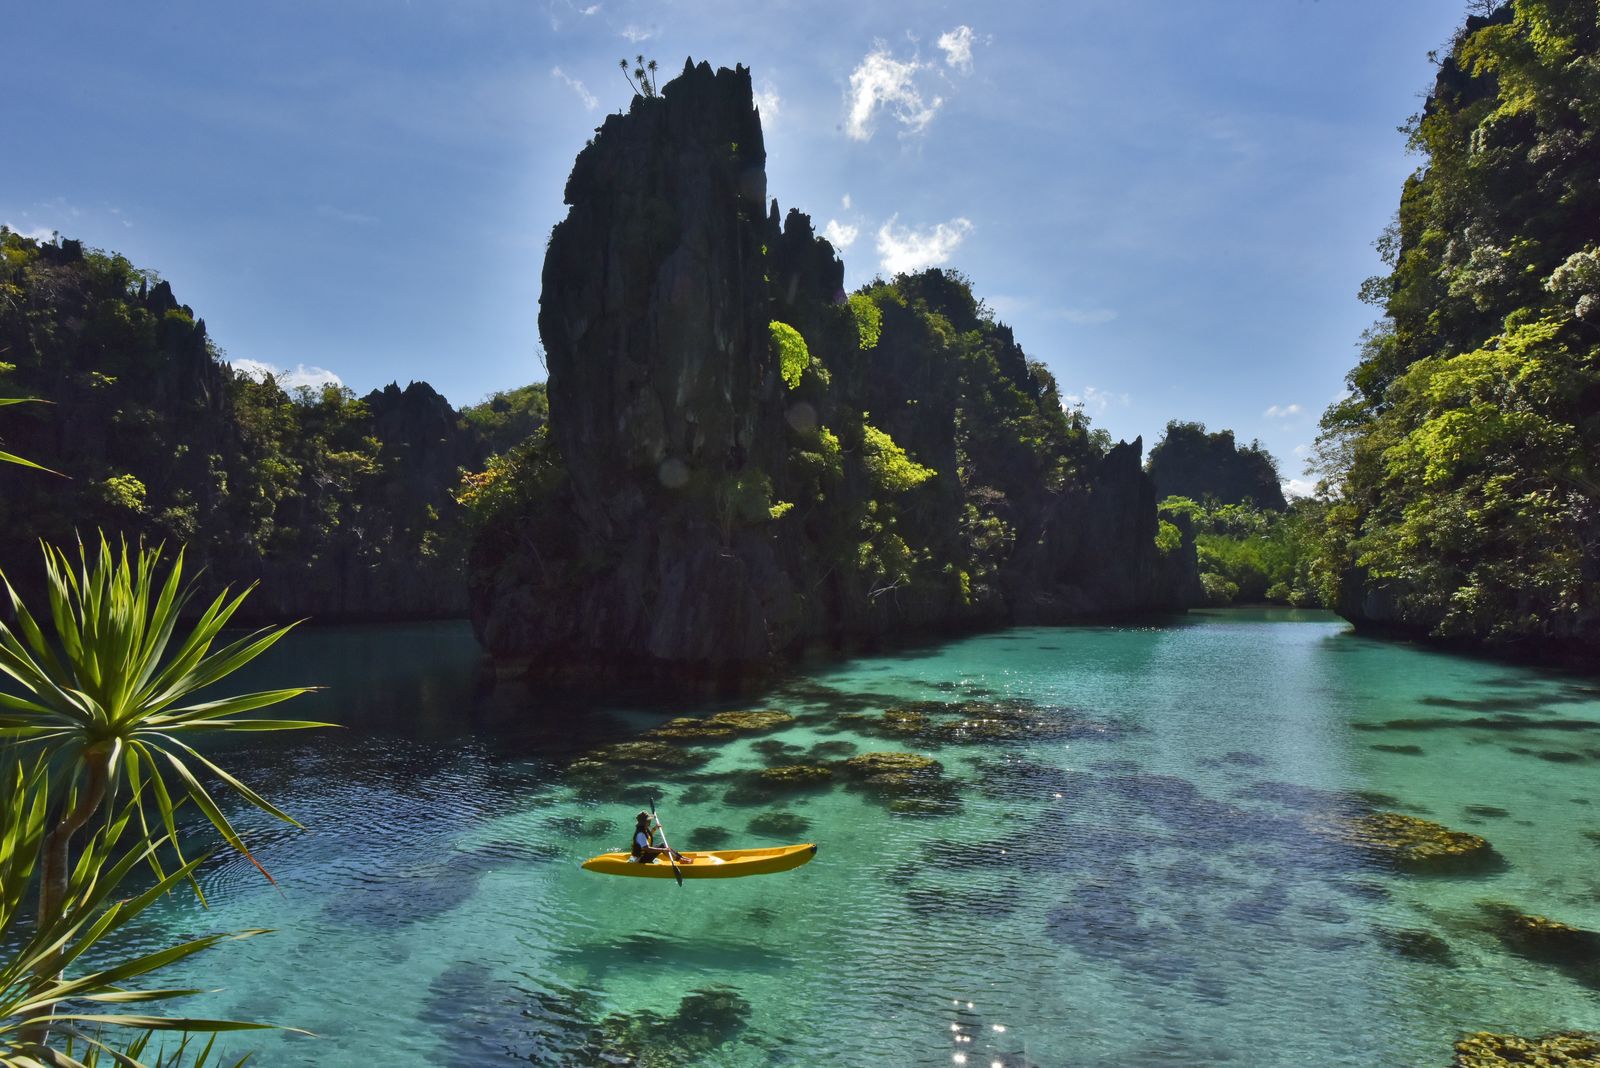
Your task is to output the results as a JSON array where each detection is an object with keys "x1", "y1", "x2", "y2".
[
  {"x1": 1263, "y1": 403, "x2": 1303, "y2": 419},
  {"x1": 551, "y1": 66, "x2": 599, "y2": 111},
  {"x1": 845, "y1": 45, "x2": 942, "y2": 141},
  {"x1": 316, "y1": 204, "x2": 378, "y2": 225},
  {"x1": 937, "y1": 25, "x2": 977, "y2": 73},
  {"x1": 2, "y1": 222, "x2": 57, "y2": 242},
  {"x1": 823, "y1": 219, "x2": 859, "y2": 250},
  {"x1": 620, "y1": 24, "x2": 655, "y2": 43},
  {"x1": 1281, "y1": 478, "x2": 1317, "y2": 499},
  {"x1": 1056, "y1": 307, "x2": 1117, "y2": 326},
  {"x1": 1062, "y1": 385, "x2": 1131, "y2": 413},
  {"x1": 753, "y1": 79, "x2": 780, "y2": 124},
  {"x1": 841, "y1": 193, "x2": 851, "y2": 210},
  {"x1": 232, "y1": 358, "x2": 344, "y2": 392},
  {"x1": 876, "y1": 214, "x2": 972, "y2": 275}
]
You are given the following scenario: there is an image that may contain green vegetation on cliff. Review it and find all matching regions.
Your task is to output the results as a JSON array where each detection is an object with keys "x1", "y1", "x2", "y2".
[
  {"x1": 0, "y1": 227, "x2": 485, "y2": 618},
  {"x1": 1317, "y1": 0, "x2": 1600, "y2": 650}
]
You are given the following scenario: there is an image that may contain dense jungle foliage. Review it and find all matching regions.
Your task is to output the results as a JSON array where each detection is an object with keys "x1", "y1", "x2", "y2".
[
  {"x1": 0, "y1": 227, "x2": 492, "y2": 617},
  {"x1": 1317, "y1": 0, "x2": 1600, "y2": 650},
  {"x1": 1146, "y1": 420, "x2": 1286, "y2": 510},
  {"x1": 1159, "y1": 495, "x2": 1326, "y2": 607}
]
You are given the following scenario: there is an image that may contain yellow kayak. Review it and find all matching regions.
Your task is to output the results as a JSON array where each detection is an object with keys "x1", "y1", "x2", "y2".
[{"x1": 581, "y1": 843, "x2": 817, "y2": 879}]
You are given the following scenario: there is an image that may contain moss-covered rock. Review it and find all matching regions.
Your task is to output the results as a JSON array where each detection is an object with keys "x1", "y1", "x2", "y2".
[
  {"x1": 842, "y1": 700, "x2": 1124, "y2": 747},
  {"x1": 1451, "y1": 1031, "x2": 1600, "y2": 1067},
  {"x1": 842, "y1": 751, "x2": 942, "y2": 777},
  {"x1": 585, "y1": 739, "x2": 704, "y2": 770},
  {"x1": 1318, "y1": 811, "x2": 1497, "y2": 874},
  {"x1": 645, "y1": 709, "x2": 795, "y2": 744},
  {"x1": 839, "y1": 751, "x2": 958, "y2": 810},
  {"x1": 881, "y1": 708, "x2": 931, "y2": 734},
  {"x1": 649, "y1": 717, "x2": 737, "y2": 742},
  {"x1": 707, "y1": 709, "x2": 794, "y2": 733},
  {"x1": 758, "y1": 764, "x2": 834, "y2": 790}
]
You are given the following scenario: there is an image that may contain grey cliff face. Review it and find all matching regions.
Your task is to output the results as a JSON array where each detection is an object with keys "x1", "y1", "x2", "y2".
[{"x1": 470, "y1": 60, "x2": 1201, "y2": 693}]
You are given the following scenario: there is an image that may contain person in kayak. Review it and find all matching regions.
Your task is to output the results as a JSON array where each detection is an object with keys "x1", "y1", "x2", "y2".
[{"x1": 632, "y1": 810, "x2": 692, "y2": 864}]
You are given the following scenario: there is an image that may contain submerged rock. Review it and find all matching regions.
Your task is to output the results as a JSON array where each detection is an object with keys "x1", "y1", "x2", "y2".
[
  {"x1": 707, "y1": 709, "x2": 794, "y2": 733},
  {"x1": 650, "y1": 717, "x2": 738, "y2": 743},
  {"x1": 758, "y1": 764, "x2": 834, "y2": 789},
  {"x1": 646, "y1": 708, "x2": 796, "y2": 744},
  {"x1": 688, "y1": 825, "x2": 732, "y2": 849},
  {"x1": 1315, "y1": 811, "x2": 1498, "y2": 874},
  {"x1": 843, "y1": 699, "x2": 1127, "y2": 747},
  {"x1": 748, "y1": 812, "x2": 811, "y2": 839},
  {"x1": 589, "y1": 985, "x2": 751, "y2": 1065},
  {"x1": 839, "y1": 751, "x2": 958, "y2": 811},
  {"x1": 842, "y1": 752, "x2": 945, "y2": 794},
  {"x1": 585, "y1": 740, "x2": 705, "y2": 770},
  {"x1": 1373, "y1": 926, "x2": 1457, "y2": 967},
  {"x1": 1481, "y1": 903, "x2": 1600, "y2": 987},
  {"x1": 1451, "y1": 1031, "x2": 1600, "y2": 1067}
]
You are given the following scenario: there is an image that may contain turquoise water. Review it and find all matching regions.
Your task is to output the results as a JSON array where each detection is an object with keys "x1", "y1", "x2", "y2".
[{"x1": 129, "y1": 611, "x2": 1600, "y2": 1066}]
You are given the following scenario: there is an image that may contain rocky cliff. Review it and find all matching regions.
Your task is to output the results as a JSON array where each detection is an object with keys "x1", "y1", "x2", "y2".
[
  {"x1": 0, "y1": 231, "x2": 486, "y2": 621},
  {"x1": 468, "y1": 59, "x2": 1201, "y2": 691}
]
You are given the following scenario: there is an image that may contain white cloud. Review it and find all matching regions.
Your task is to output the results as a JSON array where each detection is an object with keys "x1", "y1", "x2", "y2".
[
  {"x1": 845, "y1": 46, "x2": 942, "y2": 141},
  {"x1": 620, "y1": 24, "x2": 655, "y2": 43},
  {"x1": 1063, "y1": 385, "x2": 1130, "y2": 413},
  {"x1": 315, "y1": 204, "x2": 377, "y2": 225},
  {"x1": 822, "y1": 219, "x2": 859, "y2": 250},
  {"x1": 2, "y1": 222, "x2": 57, "y2": 242},
  {"x1": 551, "y1": 66, "x2": 599, "y2": 111},
  {"x1": 937, "y1": 26, "x2": 977, "y2": 73},
  {"x1": 1263, "y1": 403, "x2": 1303, "y2": 419},
  {"x1": 1282, "y1": 478, "x2": 1317, "y2": 499},
  {"x1": 1056, "y1": 307, "x2": 1117, "y2": 326},
  {"x1": 841, "y1": 193, "x2": 851, "y2": 209},
  {"x1": 876, "y1": 214, "x2": 972, "y2": 275},
  {"x1": 580, "y1": 4, "x2": 600, "y2": 13},
  {"x1": 232, "y1": 359, "x2": 344, "y2": 392},
  {"x1": 753, "y1": 80, "x2": 781, "y2": 124},
  {"x1": 1293, "y1": 443, "x2": 1311, "y2": 457}
]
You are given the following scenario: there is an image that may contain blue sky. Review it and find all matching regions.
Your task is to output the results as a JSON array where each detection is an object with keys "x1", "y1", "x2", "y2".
[{"x1": 3, "y1": 0, "x2": 1467, "y2": 491}]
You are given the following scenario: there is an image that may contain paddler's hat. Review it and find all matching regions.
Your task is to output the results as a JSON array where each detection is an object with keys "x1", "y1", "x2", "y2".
[{"x1": 635, "y1": 811, "x2": 651, "y2": 822}]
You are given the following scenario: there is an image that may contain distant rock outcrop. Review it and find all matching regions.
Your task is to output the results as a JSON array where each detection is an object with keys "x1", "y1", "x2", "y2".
[
  {"x1": 0, "y1": 231, "x2": 488, "y2": 621},
  {"x1": 1146, "y1": 420, "x2": 1286, "y2": 510},
  {"x1": 468, "y1": 59, "x2": 1200, "y2": 692}
]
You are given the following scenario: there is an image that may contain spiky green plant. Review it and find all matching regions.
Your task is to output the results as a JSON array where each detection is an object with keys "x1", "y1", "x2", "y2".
[
  {"x1": 0, "y1": 397, "x2": 56, "y2": 473},
  {"x1": 0, "y1": 536, "x2": 329, "y2": 924},
  {"x1": 0, "y1": 751, "x2": 290, "y2": 1066}
]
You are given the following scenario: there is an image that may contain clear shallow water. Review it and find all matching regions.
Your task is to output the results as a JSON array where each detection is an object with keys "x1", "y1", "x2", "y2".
[{"x1": 126, "y1": 611, "x2": 1600, "y2": 1066}]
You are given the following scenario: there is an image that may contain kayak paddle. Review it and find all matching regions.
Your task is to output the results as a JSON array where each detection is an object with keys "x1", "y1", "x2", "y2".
[{"x1": 649, "y1": 794, "x2": 684, "y2": 887}]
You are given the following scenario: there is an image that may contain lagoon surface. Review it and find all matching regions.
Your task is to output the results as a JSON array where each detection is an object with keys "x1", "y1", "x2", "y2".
[{"x1": 138, "y1": 610, "x2": 1600, "y2": 1066}]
